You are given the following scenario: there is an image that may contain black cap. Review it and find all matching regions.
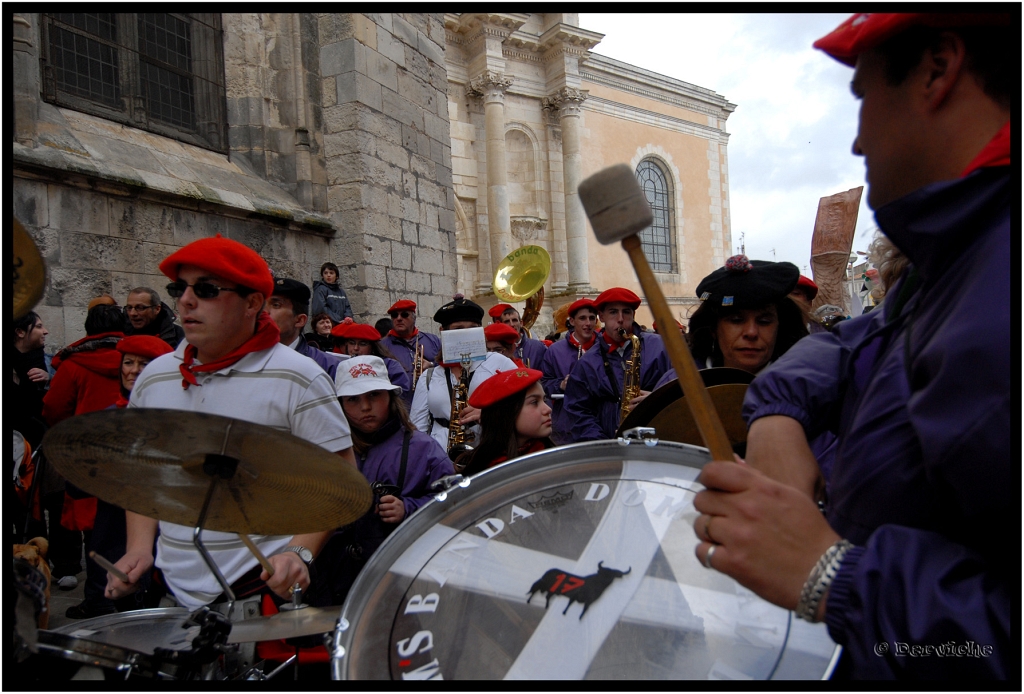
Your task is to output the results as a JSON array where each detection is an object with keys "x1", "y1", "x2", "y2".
[
  {"x1": 272, "y1": 278, "x2": 311, "y2": 306},
  {"x1": 695, "y1": 255, "x2": 800, "y2": 310},
  {"x1": 433, "y1": 294, "x2": 484, "y2": 327}
]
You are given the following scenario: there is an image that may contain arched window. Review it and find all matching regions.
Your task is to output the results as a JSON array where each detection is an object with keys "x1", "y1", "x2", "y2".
[{"x1": 635, "y1": 159, "x2": 675, "y2": 273}]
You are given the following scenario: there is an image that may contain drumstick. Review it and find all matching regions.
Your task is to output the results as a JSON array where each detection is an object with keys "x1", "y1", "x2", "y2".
[
  {"x1": 578, "y1": 164, "x2": 734, "y2": 461},
  {"x1": 238, "y1": 533, "x2": 275, "y2": 578},
  {"x1": 89, "y1": 551, "x2": 130, "y2": 584}
]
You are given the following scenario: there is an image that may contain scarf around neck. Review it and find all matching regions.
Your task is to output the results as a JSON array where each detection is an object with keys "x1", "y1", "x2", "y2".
[{"x1": 179, "y1": 312, "x2": 280, "y2": 389}]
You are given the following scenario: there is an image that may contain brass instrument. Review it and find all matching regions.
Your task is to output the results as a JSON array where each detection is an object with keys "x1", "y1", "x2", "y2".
[
  {"x1": 411, "y1": 343, "x2": 426, "y2": 391},
  {"x1": 619, "y1": 329, "x2": 642, "y2": 425},
  {"x1": 14, "y1": 217, "x2": 46, "y2": 320},
  {"x1": 492, "y1": 245, "x2": 551, "y2": 338},
  {"x1": 447, "y1": 355, "x2": 474, "y2": 464}
]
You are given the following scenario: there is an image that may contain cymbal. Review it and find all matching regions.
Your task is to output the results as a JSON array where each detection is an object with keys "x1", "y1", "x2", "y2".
[
  {"x1": 41, "y1": 408, "x2": 372, "y2": 535},
  {"x1": 226, "y1": 605, "x2": 341, "y2": 643},
  {"x1": 618, "y1": 367, "x2": 754, "y2": 448},
  {"x1": 14, "y1": 217, "x2": 46, "y2": 319}
]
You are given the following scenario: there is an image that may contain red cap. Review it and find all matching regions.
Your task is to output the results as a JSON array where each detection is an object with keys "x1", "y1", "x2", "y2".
[
  {"x1": 116, "y1": 335, "x2": 174, "y2": 360},
  {"x1": 594, "y1": 288, "x2": 641, "y2": 311},
  {"x1": 388, "y1": 299, "x2": 417, "y2": 314},
  {"x1": 813, "y1": 13, "x2": 1011, "y2": 66},
  {"x1": 331, "y1": 318, "x2": 381, "y2": 341},
  {"x1": 159, "y1": 234, "x2": 274, "y2": 298},
  {"x1": 542, "y1": 339, "x2": 553, "y2": 347},
  {"x1": 484, "y1": 323, "x2": 520, "y2": 345},
  {"x1": 795, "y1": 275, "x2": 819, "y2": 300},
  {"x1": 488, "y1": 303, "x2": 515, "y2": 319},
  {"x1": 567, "y1": 298, "x2": 597, "y2": 317},
  {"x1": 468, "y1": 368, "x2": 543, "y2": 409},
  {"x1": 652, "y1": 319, "x2": 682, "y2": 333}
]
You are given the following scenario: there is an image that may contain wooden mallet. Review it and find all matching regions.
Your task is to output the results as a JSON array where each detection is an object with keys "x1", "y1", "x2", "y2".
[{"x1": 578, "y1": 164, "x2": 734, "y2": 461}]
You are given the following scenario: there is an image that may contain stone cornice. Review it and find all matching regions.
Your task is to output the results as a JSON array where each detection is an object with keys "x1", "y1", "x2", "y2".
[
  {"x1": 450, "y1": 13, "x2": 529, "y2": 38},
  {"x1": 581, "y1": 52, "x2": 736, "y2": 120},
  {"x1": 538, "y1": 23, "x2": 604, "y2": 55},
  {"x1": 585, "y1": 95, "x2": 731, "y2": 143}
]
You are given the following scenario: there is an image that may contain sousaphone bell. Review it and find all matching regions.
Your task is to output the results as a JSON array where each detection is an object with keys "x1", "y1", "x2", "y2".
[{"x1": 492, "y1": 244, "x2": 551, "y2": 337}]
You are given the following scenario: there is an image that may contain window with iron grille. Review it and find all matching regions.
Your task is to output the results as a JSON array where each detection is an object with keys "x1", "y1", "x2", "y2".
[
  {"x1": 40, "y1": 13, "x2": 226, "y2": 153},
  {"x1": 635, "y1": 159, "x2": 676, "y2": 273}
]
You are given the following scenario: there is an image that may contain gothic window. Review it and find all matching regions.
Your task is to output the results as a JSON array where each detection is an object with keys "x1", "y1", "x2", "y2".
[
  {"x1": 40, "y1": 13, "x2": 227, "y2": 152},
  {"x1": 635, "y1": 159, "x2": 676, "y2": 273}
]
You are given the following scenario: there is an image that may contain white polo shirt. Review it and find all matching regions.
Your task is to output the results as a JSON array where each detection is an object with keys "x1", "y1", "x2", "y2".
[
  {"x1": 409, "y1": 352, "x2": 517, "y2": 450},
  {"x1": 130, "y1": 340, "x2": 351, "y2": 610}
]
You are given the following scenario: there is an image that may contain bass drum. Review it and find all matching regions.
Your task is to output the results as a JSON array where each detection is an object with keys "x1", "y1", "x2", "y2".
[{"x1": 332, "y1": 440, "x2": 840, "y2": 680}]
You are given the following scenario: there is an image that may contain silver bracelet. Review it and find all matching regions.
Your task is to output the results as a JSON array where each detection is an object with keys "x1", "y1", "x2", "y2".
[{"x1": 795, "y1": 539, "x2": 853, "y2": 622}]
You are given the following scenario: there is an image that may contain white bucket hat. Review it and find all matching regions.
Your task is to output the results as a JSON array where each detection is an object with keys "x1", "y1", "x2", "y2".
[{"x1": 335, "y1": 355, "x2": 401, "y2": 397}]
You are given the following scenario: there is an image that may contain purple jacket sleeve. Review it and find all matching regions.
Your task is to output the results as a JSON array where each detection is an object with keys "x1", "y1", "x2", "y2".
[
  {"x1": 400, "y1": 433, "x2": 454, "y2": 518},
  {"x1": 562, "y1": 353, "x2": 615, "y2": 442}
]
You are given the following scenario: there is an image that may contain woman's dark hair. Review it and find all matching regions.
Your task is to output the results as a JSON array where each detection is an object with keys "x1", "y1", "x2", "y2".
[
  {"x1": 310, "y1": 312, "x2": 333, "y2": 334},
  {"x1": 320, "y1": 262, "x2": 340, "y2": 278},
  {"x1": 877, "y1": 25, "x2": 1010, "y2": 110},
  {"x1": 375, "y1": 317, "x2": 393, "y2": 336},
  {"x1": 457, "y1": 388, "x2": 554, "y2": 477},
  {"x1": 14, "y1": 311, "x2": 40, "y2": 340},
  {"x1": 85, "y1": 304, "x2": 127, "y2": 336},
  {"x1": 344, "y1": 390, "x2": 414, "y2": 458},
  {"x1": 686, "y1": 296, "x2": 808, "y2": 369}
]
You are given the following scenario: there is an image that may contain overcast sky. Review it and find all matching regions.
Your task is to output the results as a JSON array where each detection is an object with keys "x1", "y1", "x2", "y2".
[{"x1": 580, "y1": 12, "x2": 878, "y2": 274}]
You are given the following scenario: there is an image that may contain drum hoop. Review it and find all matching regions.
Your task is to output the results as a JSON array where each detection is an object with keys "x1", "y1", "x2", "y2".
[{"x1": 35, "y1": 629, "x2": 154, "y2": 673}]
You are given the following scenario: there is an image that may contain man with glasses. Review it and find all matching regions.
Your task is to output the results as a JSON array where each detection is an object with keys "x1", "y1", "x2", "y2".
[
  {"x1": 540, "y1": 298, "x2": 599, "y2": 444},
  {"x1": 104, "y1": 235, "x2": 355, "y2": 614},
  {"x1": 123, "y1": 287, "x2": 184, "y2": 348},
  {"x1": 380, "y1": 299, "x2": 441, "y2": 404}
]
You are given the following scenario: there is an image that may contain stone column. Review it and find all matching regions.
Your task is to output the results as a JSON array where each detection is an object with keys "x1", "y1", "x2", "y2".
[
  {"x1": 544, "y1": 87, "x2": 591, "y2": 292},
  {"x1": 13, "y1": 13, "x2": 39, "y2": 146},
  {"x1": 468, "y1": 71, "x2": 514, "y2": 283}
]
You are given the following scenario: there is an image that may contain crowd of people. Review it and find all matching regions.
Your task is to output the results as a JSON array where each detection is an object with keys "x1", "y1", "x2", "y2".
[{"x1": 11, "y1": 13, "x2": 1010, "y2": 680}]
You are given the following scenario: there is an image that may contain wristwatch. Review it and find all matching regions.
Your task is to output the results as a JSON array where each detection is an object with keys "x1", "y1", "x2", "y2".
[{"x1": 275, "y1": 545, "x2": 313, "y2": 565}]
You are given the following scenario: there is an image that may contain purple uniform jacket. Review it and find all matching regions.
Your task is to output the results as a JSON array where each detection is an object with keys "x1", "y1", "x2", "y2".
[
  {"x1": 540, "y1": 337, "x2": 592, "y2": 445},
  {"x1": 356, "y1": 425, "x2": 454, "y2": 519},
  {"x1": 381, "y1": 331, "x2": 441, "y2": 405},
  {"x1": 562, "y1": 331, "x2": 671, "y2": 442},
  {"x1": 513, "y1": 332, "x2": 548, "y2": 371},
  {"x1": 295, "y1": 333, "x2": 343, "y2": 380},
  {"x1": 743, "y1": 167, "x2": 1011, "y2": 679}
]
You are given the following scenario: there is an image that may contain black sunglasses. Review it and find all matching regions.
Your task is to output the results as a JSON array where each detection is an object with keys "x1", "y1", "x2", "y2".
[
  {"x1": 166, "y1": 280, "x2": 241, "y2": 300},
  {"x1": 389, "y1": 311, "x2": 413, "y2": 319}
]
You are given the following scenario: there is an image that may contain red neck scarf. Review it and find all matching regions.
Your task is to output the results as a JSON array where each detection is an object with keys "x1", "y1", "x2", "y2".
[
  {"x1": 961, "y1": 121, "x2": 1011, "y2": 177},
  {"x1": 602, "y1": 330, "x2": 630, "y2": 349},
  {"x1": 179, "y1": 312, "x2": 280, "y2": 389},
  {"x1": 567, "y1": 331, "x2": 596, "y2": 352},
  {"x1": 388, "y1": 328, "x2": 419, "y2": 341},
  {"x1": 115, "y1": 394, "x2": 130, "y2": 408},
  {"x1": 489, "y1": 439, "x2": 548, "y2": 468}
]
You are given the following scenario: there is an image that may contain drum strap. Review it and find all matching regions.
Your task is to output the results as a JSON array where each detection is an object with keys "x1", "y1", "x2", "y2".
[{"x1": 396, "y1": 429, "x2": 410, "y2": 493}]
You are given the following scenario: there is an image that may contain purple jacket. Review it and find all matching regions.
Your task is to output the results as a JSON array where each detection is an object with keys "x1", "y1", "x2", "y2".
[
  {"x1": 356, "y1": 425, "x2": 454, "y2": 519},
  {"x1": 540, "y1": 337, "x2": 593, "y2": 445},
  {"x1": 563, "y1": 331, "x2": 671, "y2": 442},
  {"x1": 380, "y1": 331, "x2": 441, "y2": 406},
  {"x1": 513, "y1": 332, "x2": 548, "y2": 371},
  {"x1": 743, "y1": 167, "x2": 1011, "y2": 679},
  {"x1": 294, "y1": 333, "x2": 344, "y2": 380}
]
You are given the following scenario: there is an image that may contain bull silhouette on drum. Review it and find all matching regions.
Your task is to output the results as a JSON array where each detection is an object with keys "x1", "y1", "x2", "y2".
[{"x1": 526, "y1": 561, "x2": 631, "y2": 619}]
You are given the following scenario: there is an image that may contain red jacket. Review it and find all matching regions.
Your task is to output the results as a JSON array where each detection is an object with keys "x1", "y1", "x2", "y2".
[{"x1": 42, "y1": 332, "x2": 123, "y2": 426}]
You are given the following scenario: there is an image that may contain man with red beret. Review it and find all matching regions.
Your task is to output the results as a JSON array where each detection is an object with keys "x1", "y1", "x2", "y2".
[
  {"x1": 104, "y1": 235, "x2": 356, "y2": 615},
  {"x1": 488, "y1": 303, "x2": 548, "y2": 369},
  {"x1": 483, "y1": 322, "x2": 523, "y2": 365},
  {"x1": 270, "y1": 277, "x2": 345, "y2": 380},
  {"x1": 693, "y1": 14, "x2": 1011, "y2": 679},
  {"x1": 540, "y1": 298, "x2": 599, "y2": 444},
  {"x1": 562, "y1": 288, "x2": 670, "y2": 442},
  {"x1": 380, "y1": 299, "x2": 441, "y2": 397}
]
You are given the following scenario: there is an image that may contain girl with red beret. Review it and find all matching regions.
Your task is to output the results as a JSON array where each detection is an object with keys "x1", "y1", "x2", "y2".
[
  {"x1": 455, "y1": 368, "x2": 553, "y2": 476},
  {"x1": 483, "y1": 323, "x2": 525, "y2": 366},
  {"x1": 331, "y1": 319, "x2": 411, "y2": 400}
]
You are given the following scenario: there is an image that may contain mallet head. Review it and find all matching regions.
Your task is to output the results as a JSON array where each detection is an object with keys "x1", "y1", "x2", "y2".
[{"x1": 578, "y1": 164, "x2": 654, "y2": 245}]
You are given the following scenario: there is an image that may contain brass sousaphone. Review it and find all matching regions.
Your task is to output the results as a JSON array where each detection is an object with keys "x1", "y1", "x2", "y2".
[
  {"x1": 618, "y1": 367, "x2": 755, "y2": 454},
  {"x1": 14, "y1": 217, "x2": 46, "y2": 320},
  {"x1": 492, "y1": 245, "x2": 551, "y2": 337}
]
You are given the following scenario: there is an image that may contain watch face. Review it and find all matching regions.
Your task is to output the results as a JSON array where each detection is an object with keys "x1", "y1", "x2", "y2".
[
  {"x1": 297, "y1": 548, "x2": 313, "y2": 564},
  {"x1": 336, "y1": 441, "x2": 839, "y2": 681}
]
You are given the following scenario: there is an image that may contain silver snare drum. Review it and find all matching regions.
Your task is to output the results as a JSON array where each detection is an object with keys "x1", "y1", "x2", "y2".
[{"x1": 331, "y1": 440, "x2": 840, "y2": 680}]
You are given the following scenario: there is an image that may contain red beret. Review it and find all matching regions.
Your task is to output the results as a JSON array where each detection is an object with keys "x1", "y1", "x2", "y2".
[
  {"x1": 331, "y1": 319, "x2": 381, "y2": 341},
  {"x1": 116, "y1": 335, "x2": 174, "y2": 360},
  {"x1": 795, "y1": 275, "x2": 819, "y2": 300},
  {"x1": 388, "y1": 299, "x2": 417, "y2": 314},
  {"x1": 159, "y1": 234, "x2": 274, "y2": 298},
  {"x1": 484, "y1": 323, "x2": 520, "y2": 345},
  {"x1": 813, "y1": 13, "x2": 1011, "y2": 66},
  {"x1": 652, "y1": 319, "x2": 683, "y2": 333},
  {"x1": 568, "y1": 298, "x2": 597, "y2": 317},
  {"x1": 594, "y1": 288, "x2": 641, "y2": 311},
  {"x1": 468, "y1": 368, "x2": 543, "y2": 409},
  {"x1": 488, "y1": 303, "x2": 515, "y2": 319}
]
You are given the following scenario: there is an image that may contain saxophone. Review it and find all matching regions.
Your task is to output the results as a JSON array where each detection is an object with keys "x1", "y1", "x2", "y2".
[
  {"x1": 447, "y1": 356, "x2": 474, "y2": 464},
  {"x1": 619, "y1": 329, "x2": 642, "y2": 424},
  {"x1": 411, "y1": 343, "x2": 425, "y2": 392}
]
